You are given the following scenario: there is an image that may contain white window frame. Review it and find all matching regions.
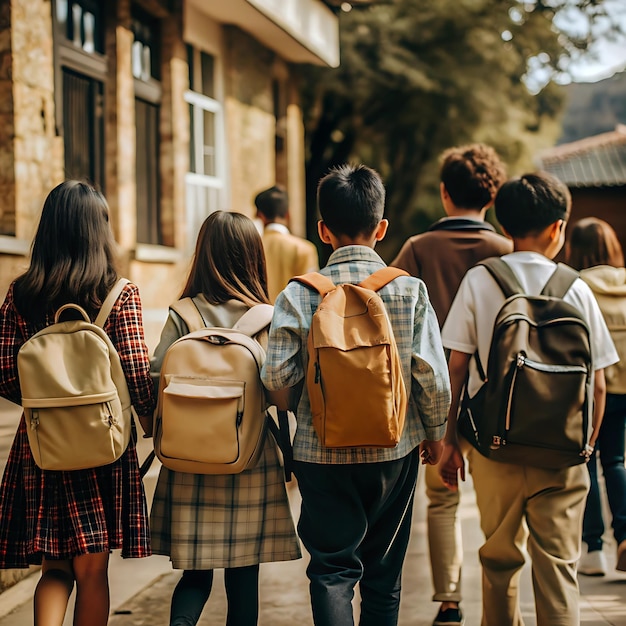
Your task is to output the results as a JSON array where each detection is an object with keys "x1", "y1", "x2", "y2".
[{"x1": 184, "y1": 41, "x2": 227, "y2": 252}]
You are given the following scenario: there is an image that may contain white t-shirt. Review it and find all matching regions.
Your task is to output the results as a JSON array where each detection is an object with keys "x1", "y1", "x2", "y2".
[{"x1": 442, "y1": 251, "x2": 619, "y2": 398}]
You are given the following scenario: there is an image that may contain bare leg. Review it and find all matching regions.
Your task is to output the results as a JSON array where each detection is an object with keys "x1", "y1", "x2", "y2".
[
  {"x1": 34, "y1": 558, "x2": 75, "y2": 626},
  {"x1": 71, "y1": 552, "x2": 110, "y2": 626}
]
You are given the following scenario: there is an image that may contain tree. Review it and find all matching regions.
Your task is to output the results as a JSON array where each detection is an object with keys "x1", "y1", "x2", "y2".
[{"x1": 303, "y1": 0, "x2": 622, "y2": 260}]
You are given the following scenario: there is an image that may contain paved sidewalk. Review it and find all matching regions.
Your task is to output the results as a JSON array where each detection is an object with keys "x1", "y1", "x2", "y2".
[{"x1": 1, "y1": 463, "x2": 624, "y2": 625}]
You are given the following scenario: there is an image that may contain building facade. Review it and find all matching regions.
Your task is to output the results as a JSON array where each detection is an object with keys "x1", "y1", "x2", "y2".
[
  {"x1": 0, "y1": 0, "x2": 339, "y2": 347},
  {"x1": 536, "y1": 124, "x2": 626, "y2": 256}
]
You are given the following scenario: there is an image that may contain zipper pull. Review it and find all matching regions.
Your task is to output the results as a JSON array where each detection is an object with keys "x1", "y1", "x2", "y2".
[
  {"x1": 106, "y1": 402, "x2": 116, "y2": 427},
  {"x1": 314, "y1": 361, "x2": 320, "y2": 384},
  {"x1": 30, "y1": 409, "x2": 40, "y2": 430},
  {"x1": 516, "y1": 353, "x2": 525, "y2": 368},
  {"x1": 491, "y1": 435, "x2": 504, "y2": 449}
]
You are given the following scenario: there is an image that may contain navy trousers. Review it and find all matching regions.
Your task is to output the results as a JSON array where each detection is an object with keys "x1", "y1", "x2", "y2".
[
  {"x1": 294, "y1": 450, "x2": 419, "y2": 626},
  {"x1": 583, "y1": 393, "x2": 626, "y2": 550}
]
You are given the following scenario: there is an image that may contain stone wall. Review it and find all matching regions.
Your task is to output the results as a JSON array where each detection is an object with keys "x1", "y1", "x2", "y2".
[
  {"x1": 12, "y1": 0, "x2": 63, "y2": 241},
  {"x1": 0, "y1": 0, "x2": 63, "y2": 296},
  {"x1": 0, "y1": 1, "x2": 15, "y2": 238}
]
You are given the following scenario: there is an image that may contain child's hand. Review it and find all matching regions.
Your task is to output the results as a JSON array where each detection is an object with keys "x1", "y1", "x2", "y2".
[
  {"x1": 138, "y1": 414, "x2": 153, "y2": 437},
  {"x1": 438, "y1": 441, "x2": 465, "y2": 491},
  {"x1": 419, "y1": 440, "x2": 443, "y2": 465}
]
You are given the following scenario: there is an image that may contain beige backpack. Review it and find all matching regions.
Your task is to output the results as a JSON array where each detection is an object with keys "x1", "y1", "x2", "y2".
[
  {"x1": 292, "y1": 267, "x2": 409, "y2": 448},
  {"x1": 18, "y1": 279, "x2": 132, "y2": 471},
  {"x1": 153, "y1": 299, "x2": 274, "y2": 474}
]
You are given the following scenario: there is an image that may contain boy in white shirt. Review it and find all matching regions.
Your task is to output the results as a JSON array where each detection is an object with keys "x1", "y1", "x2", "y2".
[{"x1": 439, "y1": 171, "x2": 618, "y2": 626}]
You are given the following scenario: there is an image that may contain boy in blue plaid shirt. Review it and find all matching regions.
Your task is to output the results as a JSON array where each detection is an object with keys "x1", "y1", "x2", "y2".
[{"x1": 262, "y1": 164, "x2": 451, "y2": 625}]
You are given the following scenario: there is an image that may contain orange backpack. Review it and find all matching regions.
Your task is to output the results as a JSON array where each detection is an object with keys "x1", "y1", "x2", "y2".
[{"x1": 292, "y1": 267, "x2": 409, "y2": 448}]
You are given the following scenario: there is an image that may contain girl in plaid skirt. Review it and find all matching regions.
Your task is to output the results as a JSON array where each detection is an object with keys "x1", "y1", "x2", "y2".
[
  {"x1": 149, "y1": 211, "x2": 301, "y2": 626},
  {"x1": 0, "y1": 181, "x2": 155, "y2": 626}
]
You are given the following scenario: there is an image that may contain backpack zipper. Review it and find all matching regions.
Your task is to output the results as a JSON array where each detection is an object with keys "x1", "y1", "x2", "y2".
[
  {"x1": 465, "y1": 407, "x2": 480, "y2": 444},
  {"x1": 106, "y1": 401, "x2": 116, "y2": 427},
  {"x1": 236, "y1": 395, "x2": 245, "y2": 426},
  {"x1": 30, "y1": 409, "x2": 40, "y2": 430},
  {"x1": 495, "y1": 352, "x2": 588, "y2": 448},
  {"x1": 492, "y1": 356, "x2": 521, "y2": 449}
]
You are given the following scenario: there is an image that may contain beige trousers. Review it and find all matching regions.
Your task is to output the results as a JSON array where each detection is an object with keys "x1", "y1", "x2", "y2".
[
  {"x1": 467, "y1": 448, "x2": 589, "y2": 626},
  {"x1": 425, "y1": 462, "x2": 463, "y2": 602}
]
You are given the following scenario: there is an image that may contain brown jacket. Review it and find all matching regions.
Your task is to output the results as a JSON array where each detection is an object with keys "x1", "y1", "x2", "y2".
[{"x1": 391, "y1": 218, "x2": 512, "y2": 328}]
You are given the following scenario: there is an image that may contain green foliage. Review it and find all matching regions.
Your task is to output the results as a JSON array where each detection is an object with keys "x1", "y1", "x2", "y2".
[{"x1": 302, "y1": 0, "x2": 619, "y2": 261}]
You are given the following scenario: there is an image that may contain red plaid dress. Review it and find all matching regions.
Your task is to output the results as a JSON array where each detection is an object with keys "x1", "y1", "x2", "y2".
[{"x1": 0, "y1": 282, "x2": 155, "y2": 568}]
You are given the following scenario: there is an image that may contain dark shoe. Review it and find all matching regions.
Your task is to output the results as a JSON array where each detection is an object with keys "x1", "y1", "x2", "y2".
[
  {"x1": 617, "y1": 540, "x2": 626, "y2": 572},
  {"x1": 433, "y1": 607, "x2": 465, "y2": 626}
]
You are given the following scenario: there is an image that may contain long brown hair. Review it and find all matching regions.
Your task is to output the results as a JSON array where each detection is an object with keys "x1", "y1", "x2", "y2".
[
  {"x1": 182, "y1": 211, "x2": 269, "y2": 306},
  {"x1": 14, "y1": 180, "x2": 119, "y2": 320},
  {"x1": 566, "y1": 217, "x2": 624, "y2": 271}
]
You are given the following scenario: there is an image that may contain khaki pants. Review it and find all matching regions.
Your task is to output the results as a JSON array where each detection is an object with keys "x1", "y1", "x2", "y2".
[
  {"x1": 425, "y1": 462, "x2": 463, "y2": 602},
  {"x1": 467, "y1": 448, "x2": 589, "y2": 626}
]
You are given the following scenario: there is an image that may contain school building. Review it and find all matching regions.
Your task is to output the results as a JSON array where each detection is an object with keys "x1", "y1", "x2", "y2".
[
  {"x1": 0, "y1": 0, "x2": 342, "y2": 346},
  {"x1": 536, "y1": 124, "x2": 626, "y2": 254}
]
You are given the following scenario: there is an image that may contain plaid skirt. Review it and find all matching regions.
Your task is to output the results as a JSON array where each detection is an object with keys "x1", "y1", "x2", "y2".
[
  {"x1": 150, "y1": 434, "x2": 301, "y2": 569},
  {"x1": 0, "y1": 415, "x2": 151, "y2": 568}
]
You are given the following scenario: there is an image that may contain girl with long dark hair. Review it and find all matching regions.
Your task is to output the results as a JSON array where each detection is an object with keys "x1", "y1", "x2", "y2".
[
  {"x1": 149, "y1": 211, "x2": 300, "y2": 626},
  {"x1": 0, "y1": 180, "x2": 155, "y2": 625}
]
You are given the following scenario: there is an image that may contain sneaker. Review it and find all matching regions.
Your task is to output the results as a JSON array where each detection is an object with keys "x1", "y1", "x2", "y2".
[
  {"x1": 617, "y1": 540, "x2": 626, "y2": 572},
  {"x1": 578, "y1": 548, "x2": 607, "y2": 576},
  {"x1": 433, "y1": 607, "x2": 465, "y2": 626}
]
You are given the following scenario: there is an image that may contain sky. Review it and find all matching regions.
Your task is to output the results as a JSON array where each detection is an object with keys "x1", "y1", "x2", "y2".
[{"x1": 559, "y1": 0, "x2": 626, "y2": 83}]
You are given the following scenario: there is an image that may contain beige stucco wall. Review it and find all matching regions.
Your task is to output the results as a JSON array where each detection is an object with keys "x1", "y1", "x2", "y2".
[{"x1": 223, "y1": 27, "x2": 276, "y2": 218}]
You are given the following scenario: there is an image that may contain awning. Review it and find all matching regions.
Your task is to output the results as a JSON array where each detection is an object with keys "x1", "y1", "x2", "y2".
[{"x1": 188, "y1": 0, "x2": 339, "y2": 68}]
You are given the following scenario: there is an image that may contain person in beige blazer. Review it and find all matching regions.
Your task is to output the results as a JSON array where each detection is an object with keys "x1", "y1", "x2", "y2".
[{"x1": 255, "y1": 185, "x2": 319, "y2": 303}]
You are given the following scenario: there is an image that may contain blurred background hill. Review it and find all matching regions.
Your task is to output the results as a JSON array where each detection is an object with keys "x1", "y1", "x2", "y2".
[{"x1": 559, "y1": 71, "x2": 626, "y2": 144}]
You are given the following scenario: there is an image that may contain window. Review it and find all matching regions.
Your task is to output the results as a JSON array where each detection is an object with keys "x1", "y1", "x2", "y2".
[
  {"x1": 63, "y1": 68, "x2": 104, "y2": 186},
  {"x1": 56, "y1": 0, "x2": 104, "y2": 54},
  {"x1": 52, "y1": 0, "x2": 106, "y2": 189},
  {"x1": 185, "y1": 45, "x2": 225, "y2": 249},
  {"x1": 132, "y1": 8, "x2": 162, "y2": 245}
]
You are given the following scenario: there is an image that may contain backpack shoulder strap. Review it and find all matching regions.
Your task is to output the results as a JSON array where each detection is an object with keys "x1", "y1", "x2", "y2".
[
  {"x1": 232, "y1": 304, "x2": 274, "y2": 337},
  {"x1": 291, "y1": 272, "x2": 336, "y2": 296},
  {"x1": 94, "y1": 278, "x2": 131, "y2": 328},
  {"x1": 170, "y1": 297, "x2": 206, "y2": 333},
  {"x1": 359, "y1": 267, "x2": 409, "y2": 291},
  {"x1": 477, "y1": 257, "x2": 523, "y2": 299},
  {"x1": 541, "y1": 263, "x2": 579, "y2": 299}
]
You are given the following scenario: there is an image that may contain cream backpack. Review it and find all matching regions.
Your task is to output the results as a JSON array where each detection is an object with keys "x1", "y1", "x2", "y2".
[
  {"x1": 18, "y1": 279, "x2": 132, "y2": 471},
  {"x1": 153, "y1": 299, "x2": 275, "y2": 474},
  {"x1": 292, "y1": 267, "x2": 409, "y2": 448}
]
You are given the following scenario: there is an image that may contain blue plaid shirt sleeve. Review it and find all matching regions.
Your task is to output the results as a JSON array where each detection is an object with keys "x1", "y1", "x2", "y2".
[
  {"x1": 410, "y1": 281, "x2": 451, "y2": 441},
  {"x1": 261, "y1": 287, "x2": 308, "y2": 392}
]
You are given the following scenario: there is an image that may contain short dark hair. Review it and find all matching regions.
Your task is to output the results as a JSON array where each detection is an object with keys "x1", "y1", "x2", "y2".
[
  {"x1": 317, "y1": 164, "x2": 385, "y2": 238},
  {"x1": 566, "y1": 217, "x2": 624, "y2": 271},
  {"x1": 440, "y1": 143, "x2": 507, "y2": 210},
  {"x1": 254, "y1": 185, "x2": 289, "y2": 220},
  {"x1": 495, "y1": 172, "x2": 571, "y2": 238}
]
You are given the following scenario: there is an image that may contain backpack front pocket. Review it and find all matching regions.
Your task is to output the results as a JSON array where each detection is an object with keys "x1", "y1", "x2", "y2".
[
  {"x1": 161, "y1": 378, "x2": 244, "y2": 465},
  {"x1": 502, "y1": 353, "x2": 588, "y2": 452},
  {"x1": 24, "y1": 391, "x2": 126, "y2": 470}
]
